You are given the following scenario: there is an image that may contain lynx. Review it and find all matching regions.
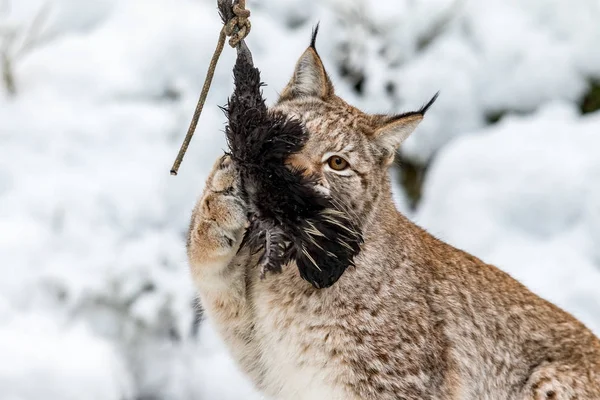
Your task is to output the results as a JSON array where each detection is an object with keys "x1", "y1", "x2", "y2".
[{"x1": 187, "y1": 32, "x2": 600, "y2": 399}]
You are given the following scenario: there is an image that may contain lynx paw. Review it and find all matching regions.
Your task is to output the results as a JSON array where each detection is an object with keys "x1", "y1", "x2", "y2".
[
  {"x1": 187, "y1": 155, "x2": 247, "y2": 277},
  {"x1": 521, "y1": 363, "x2": 588, "y2": 400}
]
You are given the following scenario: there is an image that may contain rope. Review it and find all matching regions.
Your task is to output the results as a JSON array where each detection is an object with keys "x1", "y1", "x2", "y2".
[{"x1": 170, "y1": 0, "x2": 251, "y2": 176}]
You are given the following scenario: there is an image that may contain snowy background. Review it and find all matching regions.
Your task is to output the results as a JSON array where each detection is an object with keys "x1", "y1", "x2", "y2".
[{"x1": 1, "y1": 0, "x2": 600, "y2": 398}]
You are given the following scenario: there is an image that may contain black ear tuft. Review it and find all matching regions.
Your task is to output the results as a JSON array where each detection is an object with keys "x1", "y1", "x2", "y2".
[
  {"x1": 385, "y1": 92, "x2": 440, "y2": 123},
  {"x1": 310, "y1": 23, "x2": 320, "y2": 50},
  {"x1": 419, "y1": 91, "x2": 440, "y2": 115}
]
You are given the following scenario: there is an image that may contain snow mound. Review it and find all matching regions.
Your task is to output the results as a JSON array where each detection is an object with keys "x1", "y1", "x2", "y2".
[
  {"x1": 0, "y1": 313, "x2": 132, "y2": 400},
  {"x1": 341, "y1": 0, "x2": 600, "y2": 161}
]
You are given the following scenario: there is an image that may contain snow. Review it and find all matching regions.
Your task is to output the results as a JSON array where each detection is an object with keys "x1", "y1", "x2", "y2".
[
  {"x1": 416, "y1": 102, "x2": 600, "y2": 335},
  {"x1": 352, "y1": 0, "x2": 600, "y2": 161},
  {"x1": 0, "y1": 313, "x2": 133, "y2": 400},
  {"x1": 1, "y1": 0, "x2": 599, "y2": 398}
]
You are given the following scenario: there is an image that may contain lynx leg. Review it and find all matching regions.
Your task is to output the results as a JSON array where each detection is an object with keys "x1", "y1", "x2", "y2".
[
  {"x1": 187, "y1": 155, "x2": 264, "y2": 385},
  {"x1": 187, "y1": 155, "x2": 247, "y2": 281}
]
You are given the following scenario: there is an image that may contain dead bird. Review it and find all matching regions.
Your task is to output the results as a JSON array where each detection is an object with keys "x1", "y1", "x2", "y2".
[{"x1": 222, "y1": 32, "x2": 362, "y2": 288}]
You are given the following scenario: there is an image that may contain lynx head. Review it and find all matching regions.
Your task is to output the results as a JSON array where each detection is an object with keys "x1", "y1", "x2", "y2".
[
  {"x1": 225, "y1": 26, "x2": 436, "y2": 288},
  {"x1": 271, "y1": 27, "x2": 437, "y2": 232}
]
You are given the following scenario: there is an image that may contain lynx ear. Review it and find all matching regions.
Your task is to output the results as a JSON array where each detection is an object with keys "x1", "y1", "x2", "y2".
[
  {"x1": 372, "y1": 93, "x2": 439, "y2": 158},
  {"x1": 279, "y1": 26, "x2": 334, "y2": 102}
]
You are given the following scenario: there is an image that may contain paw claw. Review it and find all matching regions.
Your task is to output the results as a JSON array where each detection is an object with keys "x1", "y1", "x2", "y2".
[
  {"x1": 219, "y1": 154, "x2": 233, "y2": 168},
  {"x1": 211, "y1": 157, "x2": 240, "y2": 194}
]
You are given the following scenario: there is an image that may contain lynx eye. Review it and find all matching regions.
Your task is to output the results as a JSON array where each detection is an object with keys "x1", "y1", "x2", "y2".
[{"x1": 327, "y1": 156, "x2": 349, "y2": 171}]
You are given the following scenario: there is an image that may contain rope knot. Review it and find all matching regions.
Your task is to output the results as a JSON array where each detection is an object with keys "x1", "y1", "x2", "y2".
[{"x1": 224, "y1": 1, "x2": 251, "y2": 47}]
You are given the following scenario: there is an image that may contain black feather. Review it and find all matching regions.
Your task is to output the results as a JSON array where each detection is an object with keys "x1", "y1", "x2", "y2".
[{"x1": 223, "y1": 48, "x2": 362, "y2": 289}]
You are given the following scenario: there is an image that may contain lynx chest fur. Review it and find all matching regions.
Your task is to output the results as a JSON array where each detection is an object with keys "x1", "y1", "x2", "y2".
[{"x1": 187, "y1": 29, "x2": 600, "y2": 400}]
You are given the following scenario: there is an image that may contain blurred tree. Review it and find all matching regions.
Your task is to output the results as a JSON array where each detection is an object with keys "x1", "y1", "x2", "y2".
[{"x1": 0, "y1": 0, "x2": 52, "y2": 96}]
